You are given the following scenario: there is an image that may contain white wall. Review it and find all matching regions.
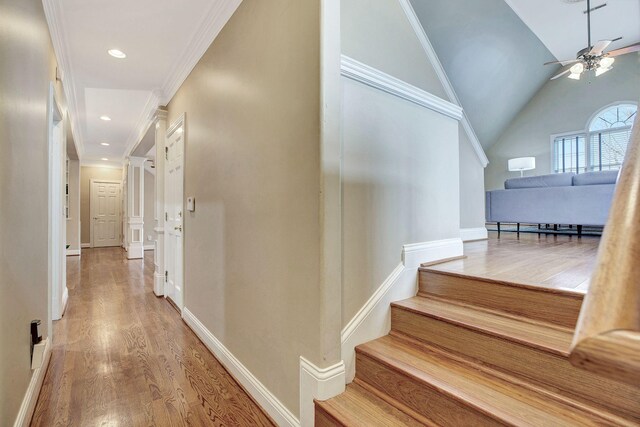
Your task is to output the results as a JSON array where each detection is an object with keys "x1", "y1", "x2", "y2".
[
  {"x1": 486, "y1": 53, "x2": 640, "y2": 190},
  {"x1": 66, "y1": 159, "x2": 81, "y2": 252},
  {"x1": 342, "y1": 77, "x2": 460, "y2": 325},
  {"x1": 143, "y1": 170, "x2": 155, "y2": 248},
  {"x1": 460, "y1": 130, "x2": 486, "y2": 229}
]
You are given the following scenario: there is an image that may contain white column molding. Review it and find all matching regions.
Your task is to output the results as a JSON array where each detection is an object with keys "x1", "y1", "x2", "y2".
[
  {"x1": 153, "y1": 109, "x2": 168, "y2": 295},
  {"x1": 126, "y1": 156, "x2": 146, "y2": 259}
]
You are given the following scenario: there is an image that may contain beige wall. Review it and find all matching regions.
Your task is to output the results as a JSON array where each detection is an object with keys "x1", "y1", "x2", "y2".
[
  {"x1": 166, "y1": 0, "x2": 322, "y2": 416},
  {"x1": 66, "y1": 159, "x2": 81, "y2": 251},
  {"x1": 0, "y1": 0, "x2": 60, "y2": 423},
  {"x1": 486, "y1": 54, "x2": 640, "y2": 190},
  {"x1": 143, "y1": 170, "x2": 155, "y2": 247},
  {"x1": 80, "y1": 166, "x2": 123, "y2": 245}
]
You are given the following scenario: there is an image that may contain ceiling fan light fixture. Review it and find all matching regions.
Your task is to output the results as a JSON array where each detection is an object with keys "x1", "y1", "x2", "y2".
[
  {"x1": 570, "y1": 63, "x2": 585, "y2": 74},
  {"x1": 599, "y1": 56, "x2": 615, "y2": 68},
  {"x1": 568, "y1": 73, "x2": 582, "y2": 80},
  {"x1": 595, "y1": 66, "x2": 612, "y2": 76}
]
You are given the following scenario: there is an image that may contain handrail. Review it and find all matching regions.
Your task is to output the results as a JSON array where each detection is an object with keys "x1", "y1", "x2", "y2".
[{"x1": 569, "y1": 111, "x2": 640, "y2": 386}]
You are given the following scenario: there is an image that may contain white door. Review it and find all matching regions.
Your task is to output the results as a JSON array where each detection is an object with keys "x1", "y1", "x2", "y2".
[
  {"x1": 91, "y1": 181, "x2": 122, "y2": 247},
  {"x1": 165, "y1": 117, "x2": 185, "y2": 309}
]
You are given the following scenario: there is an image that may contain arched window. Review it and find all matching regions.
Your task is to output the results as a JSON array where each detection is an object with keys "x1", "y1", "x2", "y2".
[{"x1": 553, "y1": 103, "x2": 637, "y2": 173}]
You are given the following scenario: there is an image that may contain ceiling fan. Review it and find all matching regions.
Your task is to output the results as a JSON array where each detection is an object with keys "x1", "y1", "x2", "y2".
[{"x1": 545, "y1": 0, "x2": 640, "y2": 80}]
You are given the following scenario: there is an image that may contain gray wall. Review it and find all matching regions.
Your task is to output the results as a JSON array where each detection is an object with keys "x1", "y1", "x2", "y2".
[
  {"x1": 0, "y1": 0, "x2": 58, "y2": 423},
  {"x1": 486, "y1": 54, "x2": 640, "y2": 190},
  {"x1": 460, "y1": 130, "x2": 487, "y2": 229},
  {"x1": 143, "y1": 170, "x2": 155, "y2": 247},
  {"x1": 166, "y1": 0, "x2": 322, "y2": 416}
]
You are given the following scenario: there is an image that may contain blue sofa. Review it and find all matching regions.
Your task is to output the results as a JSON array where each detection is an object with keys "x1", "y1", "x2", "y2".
[{"x1": 485, "y1": 171, "x2": 618, "y2": 235}]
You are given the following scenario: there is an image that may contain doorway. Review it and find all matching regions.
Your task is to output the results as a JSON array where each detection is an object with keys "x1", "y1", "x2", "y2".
[
  {"x1": 90, "y1": 180, "x2": 122, "y2": 247},
  {"x1": 165, "y1": 114, "x2": 185, "y2": 310},
  {"x1": 48, "y1": 83, "x2": 67, "y2": 324}
]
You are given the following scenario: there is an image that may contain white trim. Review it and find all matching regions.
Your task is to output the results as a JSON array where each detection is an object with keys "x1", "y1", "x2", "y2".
[
  {"x1": 12, "y1": 339, "x2": 51, "y2": 427},
  {"x1": 42, "y1": 0, "x2": 84, "y2": 160},
  {"x1": 66, "y1": 249, "x2": 81, "y2": 256},
  {"x1": 397, "y1": 0, "x2": 489, "y2": 168},
  {"x1": 61, "y1": 286, "x2": 69, "y2": 317},
  {"x1": 585, "y1": 100, "x2": 638, "y2": 130},
  {"x1": 299, "y1": 357, "x2": 345, "y2": 427},
  {"x1": 460, "y1": 227, "x2": 488, "y2": 242},
  {"x1": 144, "y1": 244, "x2": 155, "y2": 251},
  {"x1": 341, "y1": 56, "x2": 463, "y2": 121},
  {"x1": 81, "y1": 243, "x2": 90, "y2": 249},
  {"x1": 341, "y1": 238, "x2": 463, "y2": 380},
  {"x1": 79, "y1": 160, "x2": 124, "y2": 169},
  {"x1": 402, "y1": 238, "x2": 464, "y2": 269},
  {"x1": 124, "y1": 91, "x2": 161, "y2": 159},
  {"x1": 182, "y1": 308, "x2": 299, "y2": 427},
  {"x1": 159, "y1": 0, "x2": 242, "y2": 105}
]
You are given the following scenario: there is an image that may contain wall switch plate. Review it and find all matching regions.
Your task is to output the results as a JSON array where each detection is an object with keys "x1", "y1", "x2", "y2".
[{"x1": 186, "y1": 197, "x2": 195, "y2": 212}]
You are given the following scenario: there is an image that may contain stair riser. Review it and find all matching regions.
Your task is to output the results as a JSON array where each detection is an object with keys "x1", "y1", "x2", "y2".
[
  {"x1": 355, "y1": 351, "x2": 506, "y2": 426},
  {"x1": 392, "y1": 306, "x2": 640, "y2": 420},
  {"x1": 314, "y1": 404, "x2": 346, "y2": 427},
  {"x1": 418, "y1": 270, "x2": 583, "y2": 329}
]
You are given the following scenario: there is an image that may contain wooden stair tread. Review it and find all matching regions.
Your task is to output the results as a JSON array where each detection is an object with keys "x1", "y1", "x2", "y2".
[
  {"x1": 357, "y1": 335, "x2": 617, "y2": 426},
  {"x1": 392, "y1": 296, "x2": 572, "y2": 356},
  {"x1": 315, "y1": 382, "x2": 425, "y2": 426}
]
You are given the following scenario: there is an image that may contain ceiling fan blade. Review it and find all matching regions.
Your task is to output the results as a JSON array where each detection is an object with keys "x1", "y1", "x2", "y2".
[
  {"x1": 589, "y1": 40, "x2": 612, "y2": 56},
  {"x1": 550, "y1": 69, "x2": 571, "y2": 81},
  {"x1": 606, "y1": 42, "x2": 640, "y2": 57},
  {"x1": 544, "y1": 58, "x2": 579, "y2": 66}
]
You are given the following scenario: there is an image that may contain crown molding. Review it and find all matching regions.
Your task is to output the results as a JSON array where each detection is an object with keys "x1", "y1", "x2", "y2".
[
  {"x1": 124, "y1": 91, "x2": 162, "y2": 159},
  {"x1": 42, "y1": 0, "x2": 85, "y2": 160},
  {"x1": 159, "y1": 0, "x2": 242, "y2": 105},
  {"x1": 341, "y1": 55, "x2": 463, "y2": 121},
  {"x1": 397, "y1": 0, "x2": 489, "y2": 167}
]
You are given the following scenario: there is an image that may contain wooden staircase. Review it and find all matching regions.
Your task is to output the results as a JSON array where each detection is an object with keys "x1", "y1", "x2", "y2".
[{"x1": 316, "y1": 268, "x2": 640, "y2": 426}]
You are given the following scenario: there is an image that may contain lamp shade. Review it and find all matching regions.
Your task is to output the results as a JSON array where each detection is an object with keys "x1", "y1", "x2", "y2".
[{"x1": 508, "y1": 157, "x2": 536, "y2": 172}]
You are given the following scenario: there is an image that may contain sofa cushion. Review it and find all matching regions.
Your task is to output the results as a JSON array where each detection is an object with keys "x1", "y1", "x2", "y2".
[
  {"x1": 572, "y1": 170, "x2": 619, "y2": 186},
  {"x1": 504, "y1": 173, "x2": 575, "y2": 189}
]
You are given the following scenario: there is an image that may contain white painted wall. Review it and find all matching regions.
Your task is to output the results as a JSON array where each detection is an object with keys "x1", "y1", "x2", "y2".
[
  {"x1": 486, "y1": 54, "x2": 640, "y2": 190},
  {"x1": 459, "y1": 130, "x2": 486, "y2": 229},
  {"x1": 66, "y1": 159, "x2": 81, "y2": 252},
  {"x1": 143, "y1": 170, "x2": 155, "y2": 248}
]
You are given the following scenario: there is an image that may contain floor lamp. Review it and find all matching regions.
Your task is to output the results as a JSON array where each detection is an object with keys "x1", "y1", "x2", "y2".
[{"x1": 508, "y1": 157, "x2": 536, "y2": 177}]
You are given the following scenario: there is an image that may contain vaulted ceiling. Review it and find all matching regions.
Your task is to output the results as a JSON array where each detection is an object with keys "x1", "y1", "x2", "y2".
[{"x1": 409, "y1": 0, "x2": 640, "y2": 150}]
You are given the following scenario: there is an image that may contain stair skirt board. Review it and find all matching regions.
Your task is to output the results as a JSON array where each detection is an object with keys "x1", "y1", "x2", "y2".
[{"x1": 341, "y1": 238, "x2": 464, "y2": 381}]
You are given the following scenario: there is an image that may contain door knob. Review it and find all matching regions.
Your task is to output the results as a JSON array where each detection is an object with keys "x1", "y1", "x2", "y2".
[{"x1": 175, "y1": 225, "x2": 182, "y2": 231}]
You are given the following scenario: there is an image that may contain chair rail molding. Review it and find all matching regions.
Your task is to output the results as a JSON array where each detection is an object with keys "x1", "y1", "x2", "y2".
[
  {"x1": 341, "y1": 56, "x2": 463, "y2": 122},
  {"x1": 397, "y1": 0, "x2": 489, "y2": 168}
]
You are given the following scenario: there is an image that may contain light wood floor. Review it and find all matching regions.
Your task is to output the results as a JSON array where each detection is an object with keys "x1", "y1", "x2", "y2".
[
  {"x1": 430, "y1": 231, "x2": 601, "y2": 292},
  {"x1": 31, "y1": 248, "x2": 274, "y2": 427}
]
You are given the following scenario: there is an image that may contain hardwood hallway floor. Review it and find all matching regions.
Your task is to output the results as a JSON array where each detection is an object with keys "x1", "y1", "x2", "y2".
[{"x1": 31, "y1": 247, "x2": 274, "y2": 427}]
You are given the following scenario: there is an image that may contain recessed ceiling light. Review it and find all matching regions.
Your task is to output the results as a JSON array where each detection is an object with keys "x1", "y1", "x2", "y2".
[
  {"x1": 107, "y1": 49, "x2": 126, "y2": 59},
  {"x1": 100, "y1": 116, "x2": 111, "y2": 121},
  {"x1": 101, "y1": 158, "x2": 109, "y2": 161},
  {"x1": 100, "y1": 142, "x2": 110, "y2": 146}
]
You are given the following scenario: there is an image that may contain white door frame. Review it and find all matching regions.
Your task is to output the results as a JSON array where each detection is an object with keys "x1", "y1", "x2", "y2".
[
  {"x1": 47, "y1": 82, "x2": 67, "y2": 327},
  {"x1": 89, "y1": 179, "x2": 122, "y2": 248},
  {"x1": 164, "y1": 114, "x2": 185, "y2": 311}
]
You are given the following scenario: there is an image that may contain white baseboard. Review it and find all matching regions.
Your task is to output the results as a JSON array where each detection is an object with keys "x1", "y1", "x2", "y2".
[
  {"x1": 182, "y1": 308, "x2": 300, "y2": 427},
  {"x1": 460, "y1": 227, "x2": 488, "y2": 242},
  {"x1": 81, "y1": 243, "x2": 90, "y2": 248},
  {"x1": 61, "y1": 287, "x2": 69, "y2": 317},
  {"x1": 299, "y1": 357, "x2": 345, "y2": 427},
  {"x1": 144, "y1": 244, "x2": 154, "y2": 251},
  {"x1": 13, "y1": 338, "x2": 51, "y2": 427},
  {"x1": 66, "y1": 249, "x2": 81, "y2": 256},
  {"x1": 341, "y1": 237, "x2": 463, "y2": 380}
]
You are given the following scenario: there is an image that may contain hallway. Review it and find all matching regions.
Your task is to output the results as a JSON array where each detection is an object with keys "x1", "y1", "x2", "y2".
[{"x1": 31, "y1": 248, "x2": 274, "y2": 426}]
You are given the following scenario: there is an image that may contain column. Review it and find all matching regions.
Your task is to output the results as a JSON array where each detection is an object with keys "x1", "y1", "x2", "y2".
[
  {"x1": 153, "y1": 109, "x2": 168, "y2": 296},
  {"x1": 126, "y1": 156, "x2": 146, "y2": 259}
]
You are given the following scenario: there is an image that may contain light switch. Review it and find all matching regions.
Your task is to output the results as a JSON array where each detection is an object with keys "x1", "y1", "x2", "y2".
[{"x1": 186, "y1": 197, "x2": 195, "y2": 212}]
